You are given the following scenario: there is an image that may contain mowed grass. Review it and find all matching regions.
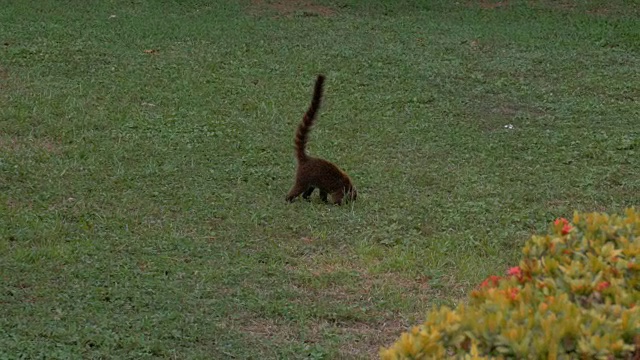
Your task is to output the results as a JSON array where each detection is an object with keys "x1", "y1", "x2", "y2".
[{"x1": 1, "y1": 0, "x2": 639, "y2": 358}]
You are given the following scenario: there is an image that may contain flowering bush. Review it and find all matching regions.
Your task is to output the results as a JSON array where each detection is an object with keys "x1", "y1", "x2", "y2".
[{"x1": 380, "y1": 209, "x2": 640, "y2": 359}]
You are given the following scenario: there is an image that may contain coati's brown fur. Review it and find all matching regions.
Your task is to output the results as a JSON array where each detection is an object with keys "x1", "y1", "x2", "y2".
[{"x1": 286, "y1": 75, "x2": 357, "y2": 205}]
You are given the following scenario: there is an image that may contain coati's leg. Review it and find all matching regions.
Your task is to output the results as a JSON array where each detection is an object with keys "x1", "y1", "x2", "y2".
[
  {"x1": 286, "y1": 182, "x2": 308, "y2": 202},
  {"x1": 319, "y1": 190, "x2": 328, "y2": 203},
  {"x1": 302, "y1": 187, "x2": 315, "y2": 200}
]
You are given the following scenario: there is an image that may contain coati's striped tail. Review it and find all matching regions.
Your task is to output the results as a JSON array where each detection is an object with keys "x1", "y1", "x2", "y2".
[{"x1": 295, "y1": 75, "x2": 325, "y2": 162}]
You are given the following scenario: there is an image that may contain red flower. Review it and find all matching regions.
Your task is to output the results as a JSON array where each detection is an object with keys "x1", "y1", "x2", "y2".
[
  {"x1": 506, "y1": 266, "x2": 531, "y2": 283},
  {"x1": 507, "y1": 266, "x2": 522, "y2": 278},
  {"x1": 554, "y1": 218, "x2": 568, "y2": 226},
  {"x1": 554, "y1": 217, "x2": 572, "y2": 235},
  {"x1": 507, "y1": 288, "x2": 519, "y2": 300},
  {"x1": 595, "y1": 281, "x2": 610, "y2": 292},
  {"x1": 480, "y1": 275, "x2": 502, "y2": 289}
]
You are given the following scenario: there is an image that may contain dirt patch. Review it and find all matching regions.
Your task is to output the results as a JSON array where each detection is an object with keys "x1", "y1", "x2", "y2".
[
  {"x1": 466, "y1": 100, "x2": 548, "y2": 133},
  {"x1": 586, "y1": 7, "x2": 610, "y2": 15},
  {"x1": 0, "y1": 135, "x2": 60, "y2": 154},
  {"x1": 233, "y1": 252, "x2": 466, "y2": 358},
  {"x1": 249, "y1": 0, "x2": 335, "y2": 18},
  {"x1": 289, "y1": 261, "x2": 457, "y2": 354},
  {"x1": 233, "y1": 313, "x2": 406, "y2": 359},
  {"x1": 527, "y1": 1, "x2": 638, "y2": 17},
  {"x1": 479, "y1": 0, "x2": 509, "y2": 9},
  {"x1": 468, "y1": 1, "x2": 628, "y2": 17},
  {"x1": 289, "y1": 257, "x2": 465, "y2": 306},
  {"x1": 0, "y1": 66, "x2": 9, "y2": 90},
  {"x1": 465, "y1": 0, "x2": 510, "y2": 9},
  {"x1": 327, "y1": 318, "x2": 409, "y2": 359},
  {"x1": 239, "y1": 316, "x2": 296, "y2": 341}
]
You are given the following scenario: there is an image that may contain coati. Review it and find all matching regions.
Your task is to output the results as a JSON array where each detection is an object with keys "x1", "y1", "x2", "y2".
[{"x1": 285, "y1": 75, "x2": 357, "y2": 205}]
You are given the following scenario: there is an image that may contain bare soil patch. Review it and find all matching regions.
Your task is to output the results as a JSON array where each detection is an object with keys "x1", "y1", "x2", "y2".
[
  {"x1": 335, "y1": 318, "x2": 409, "y2": 359},
  {"x1": 248, "y1": 0, "x2": 335, "y2": 18},
  {"x1": 468, "y1": 0, "x2": 627, "y2": 16},
  {"x1": 0, "y1": 134, "x2": 60, "y2": 154},
  {"x1": 479, "y1": 0, "x2": 510, "y2": 9}
]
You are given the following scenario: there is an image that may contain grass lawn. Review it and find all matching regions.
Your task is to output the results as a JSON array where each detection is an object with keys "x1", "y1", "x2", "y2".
[{"x1": 1, "y1": 0, "x2": 638, "y2": 358}]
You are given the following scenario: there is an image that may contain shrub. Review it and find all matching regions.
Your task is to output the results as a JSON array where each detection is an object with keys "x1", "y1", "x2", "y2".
[{"x1": 380, "y1": 209, "x2": 640, "y2": 359}]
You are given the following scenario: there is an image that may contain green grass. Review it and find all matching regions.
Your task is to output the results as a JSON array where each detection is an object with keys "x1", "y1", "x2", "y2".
[{"x1": 1, "y1": 0, "x2": 638, "y2": 358}]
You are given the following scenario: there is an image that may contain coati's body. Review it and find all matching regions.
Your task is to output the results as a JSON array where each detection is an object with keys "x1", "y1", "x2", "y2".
[{"x1": 286, "y1": 75, "x2": 357, "y2": 205}]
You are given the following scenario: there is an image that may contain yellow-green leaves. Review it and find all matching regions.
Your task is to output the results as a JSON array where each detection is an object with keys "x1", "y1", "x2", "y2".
[{"x1": 380, "y1": 209, "x2": 640, "y2": 359}]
